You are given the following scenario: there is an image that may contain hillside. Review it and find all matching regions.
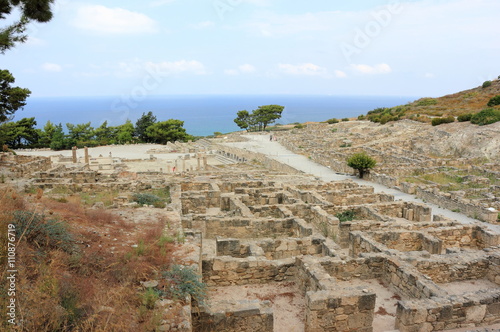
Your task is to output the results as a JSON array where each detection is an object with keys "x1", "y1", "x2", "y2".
[{"x1": 364, "y1": 78, "x2": 500, "y2": 123}]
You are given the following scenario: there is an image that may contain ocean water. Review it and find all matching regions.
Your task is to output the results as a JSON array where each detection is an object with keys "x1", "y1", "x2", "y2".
[{"x1": 15, "y1": 95, "x2": 418, "y2": 137}]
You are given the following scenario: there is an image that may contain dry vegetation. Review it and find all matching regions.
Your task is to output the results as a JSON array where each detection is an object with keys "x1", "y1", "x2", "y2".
[
  {"x1": 364, "y1": 79, "x2": 500, "y2": 124},
  {"x1": 0, "y1": 186, "x2": 181, "y2": 331}
]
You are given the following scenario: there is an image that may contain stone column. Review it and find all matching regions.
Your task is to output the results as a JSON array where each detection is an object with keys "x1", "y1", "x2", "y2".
[
  {"x1": 72, "y1": 146, "x2": 77, "y2": 163},
  {"x1": 203, "y1": 156, "x2": 208, "y2": 169},
  {"x1": 197, "y1": 154, "x2": 201, "y2": 170},
  {"x1": 182, "y1": 158, "x2": 186, "y2": 173},
  {"x1": 84, "y1": 147, "x2": 90, "y2": 164}
]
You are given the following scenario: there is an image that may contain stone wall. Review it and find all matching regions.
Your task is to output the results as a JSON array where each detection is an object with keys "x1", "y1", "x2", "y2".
[
  {"x1": 203, "y1": 217, "x2": 313, "y2": 239},
  {"x1": 305, "y1": 289, "x2": 376, "y2": 332},
  {"x1": 213, "y1": 143, "x2": 302, "y2": 175},
  {"x1": 411, "y1": 185, "x2": 498, "y2": 223},
  {"x1": 202, "y1": 256, "x2": 296, "y2": 286},
  {"x1": 415, "y1": 254, "x2": 492, "y2": 284},
  {"x1": 193, "y1": 300, "x2": 273, "y2": 332},
  {"x1": 369, "y1": 231, "x2": 442, "y2": 254},
  {"x1": 427, "y1": 225, "x2": 500, "y2": 250},
  {"x1": 295, "y1": 257, "x2": 377, "y2": 332},
  {"x1": 396, "y1": 290, "x2": 500, "y2": 331}
]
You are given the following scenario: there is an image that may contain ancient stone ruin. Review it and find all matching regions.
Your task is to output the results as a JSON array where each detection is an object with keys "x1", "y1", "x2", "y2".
[{"x1": 2, "y1": 135, "x2": 500, "y2": 332}]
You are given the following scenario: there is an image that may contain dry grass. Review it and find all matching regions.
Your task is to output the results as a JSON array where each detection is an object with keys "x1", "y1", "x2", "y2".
[
  {"x1": 0, "y1": 186, "x2": 177, "y2": 331},
  {"x1": 404, "y1": 79, "x2": 500, "y2": 118}
]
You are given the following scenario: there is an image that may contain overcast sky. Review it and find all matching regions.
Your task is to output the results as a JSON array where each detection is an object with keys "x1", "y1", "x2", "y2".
[{"x1": 2, "y1": 0, "x2": 499, "y2": 97}]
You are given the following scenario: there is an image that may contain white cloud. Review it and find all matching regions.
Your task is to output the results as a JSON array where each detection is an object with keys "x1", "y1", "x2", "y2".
[
  {"x1": 335, "y1": 70, "x2": 347, "y2": 78},
  {"x1": 224, "y1": 69, "x2": 239, "y2": 76},
  {"x1": 351, "y1": 63, "x2": 392, "y2": 75},
  {"x1": 149, "y1": 0, "x2": 177, "y2": 7},
  {"x1": 278, "y1": 63, "x2": 329, "y2": 77},
  {"x1": 41, "y1": 63, "x2": 63, "y2": 72},
  {"x1": 145, "y1": 60, "x2": 207, "y2": 76},
  {"x1": 73, "y1": 5, "x2": 158, "y2": 34},
  {"x1": 424, "y1": 73, "x2": 435, "y2": 78},
  {"x1": 238, "y1": 64, "x2": 256, "y2": 73},
  {"x1": 224, "y1": 64, "x2": 256, "y2": 76},
  {"x1": 191, "y1": 21, "x2": 215, "y2": 29},
  {"x1": 243, "y1": 0, "x2": 272, "y2": 6}
]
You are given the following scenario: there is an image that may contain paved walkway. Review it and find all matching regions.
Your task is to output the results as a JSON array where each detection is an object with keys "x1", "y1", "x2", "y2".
[{"x1": 224, "y1": 133, "x2": 500, "y2": 233}]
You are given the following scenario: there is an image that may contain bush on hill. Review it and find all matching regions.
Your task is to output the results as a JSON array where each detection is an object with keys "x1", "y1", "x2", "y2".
[
  {"x1": 431, "y1": 116, "x2": 455, "y2": 126},
  {"x1": 326, "y1": 118, "x2": 339, "y2": 124},
  {"x1": 487, "y1": 95, "x2": 500, "y2": 107},
  {"x1": 470, "y1": 108, "x2": 500, "y2": 126},
  {"x1": 366, "y1": 106, "x2": 406, "y2": 124},
  {"x1": 457, "y1": 113, "x2": 473, "y2": 122},
  {"x1": 416, "y1": 98, "x2": 438, "y2": 106},
  {"x1": 482, "y1": 80, "x2": 492, "y2": 88}
]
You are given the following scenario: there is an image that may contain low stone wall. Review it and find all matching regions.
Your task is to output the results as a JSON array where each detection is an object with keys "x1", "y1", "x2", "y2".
[
  {"x1": 181, "y1": 186, "x2": 220, "y2": 215},
  {"x1": 203, "y1": 217, "x2": 312, "y2": 239},
  {"x1": 202, "y1": 256, "x2": 296, "y2": 286},
  {"x1": 370, "y1": 201, "x2": 432, "y2": 222},
  {"x1": 370, "y1": 231, "x2": 442, "y2": 254},
  {"x1": 404, "y1": 183, "x2": 499, "y2": 223},
  {"x1": 415, "y1": 254, "x2": 492, "y2": 284},
  {"x1": 193, "y1": 300, "x2": 273, "y2": 332},
  {"x1": 428, "y1": 225, "x2": 500, "y2": 250},
  {"x1": 214, "y1": 143, "x2": 302, "y2": 175},
  {"x1": 382, "y1": 258, "x2": 443, "y2": 300},
  {"x1": 296, "y1": 257, "x2": 377, "y2": 332},
  {"x1": 305, "y1": 289, "x2": 376, "y2": 332},
  {"x1": 396, "y1": 289, "x2": 500, "y2": 332}
]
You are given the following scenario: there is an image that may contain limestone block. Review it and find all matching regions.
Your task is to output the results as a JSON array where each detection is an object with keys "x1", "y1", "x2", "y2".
[{"x1": 465, "y1": 305, "x2": 486, "y2": 323}]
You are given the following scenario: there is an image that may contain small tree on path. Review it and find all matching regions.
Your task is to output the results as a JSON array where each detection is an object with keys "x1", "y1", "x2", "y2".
[{"x1": 347, "y1": 152, "x2": 376, "y2": 178}]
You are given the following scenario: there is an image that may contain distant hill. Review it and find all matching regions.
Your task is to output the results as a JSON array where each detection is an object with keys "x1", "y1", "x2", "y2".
[{"x1": 364, "y1": 78, "x2": 500, "y2": 123}]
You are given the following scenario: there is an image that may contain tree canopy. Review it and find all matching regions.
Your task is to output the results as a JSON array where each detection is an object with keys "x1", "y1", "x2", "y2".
[
  {"x1": 233, "y1": 105, "x2": 285, "y2": 131},
  {"x1": 0, "y1": 69, "x2": 31, "y2": 123},
  {"x1": 0, "y1": 111, "x2": 196, "y2": 150},
  {"x1": 145, "y1": 119, "x2": 193, "y2": 144},
  {"x1": 1, "y1": 0, "x2": 54, "y2": 54},
  {"x1": 135, "y1": 111, "x2": 157, "y2": 142},
  {"x1": 347, "y1": 152, "x2": 377, "y2": 179}
]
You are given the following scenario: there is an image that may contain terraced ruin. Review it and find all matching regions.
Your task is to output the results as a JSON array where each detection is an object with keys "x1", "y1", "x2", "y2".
[{"x1": 2, "y1": 131, "x2": 500, "y2": 332}]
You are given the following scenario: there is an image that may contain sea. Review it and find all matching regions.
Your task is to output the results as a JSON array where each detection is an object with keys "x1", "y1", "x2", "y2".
[{"x1": 14, "y1": 95, "x2": 418, "y2": 137}]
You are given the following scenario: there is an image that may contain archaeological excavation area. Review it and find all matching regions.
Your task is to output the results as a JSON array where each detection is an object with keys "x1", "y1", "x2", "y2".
[
  {"x1": 179, "y1": 177, "x2": 500, "y2": 332},
  {"x1": 3, "y1": 135, "x2": 500, "y2": 332}
]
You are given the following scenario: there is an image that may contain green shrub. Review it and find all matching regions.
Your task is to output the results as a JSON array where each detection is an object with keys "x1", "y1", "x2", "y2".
[
  {"x1": 132, "y1": 193, "x2": 163, "y2": 207},
  {"x1": 457, "y1": 113, "x2": 473, "y2": 122},
  {"x1": 163, "y1": 265, "x2": 207, "y2": 304},
  {"x1": 142, "y1": 288, "x2": 161, "y2": 310},
  {"x1": 341, "y1": 118, "x2": 349, "y2": 122},
  {"x1": 294, "y1": 124, "x2": 305, "y2": 129},
  {"x1": 487, "y1": 95, "x2": 500, "y2": 107},
  {"x1": 13, "y1": 211, "x2": 74, "y2": 252},
  {"x1": 357, "y1": 115, "x2": 366, "y2": 120},
  {"x1": 470, "y1": 108, "x2": 500, "y2": 126},
  {"x1": 416, "y1": 98, "x2": 438, "y2": 106},
  {"x1": 326, "y1": 118, "x2": 339, "y2": 124},
  {"x1": 335, "y1": 210, "x2": 356, "y2": 222},
  {"x1": 347, "y1": 152, "x2": 376, "y2": 178},
  {"x1": 482, "y1": 80, "x2": 492, "y2": 88},
  {"x1": 431, "y1": 116, "x2": 455, "y2": 126}
]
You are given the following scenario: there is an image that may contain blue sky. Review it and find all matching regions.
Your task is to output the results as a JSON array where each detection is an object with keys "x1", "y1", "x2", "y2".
[{"x1": 2, "y1": 0, "x2": 499, "y2": 97}]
